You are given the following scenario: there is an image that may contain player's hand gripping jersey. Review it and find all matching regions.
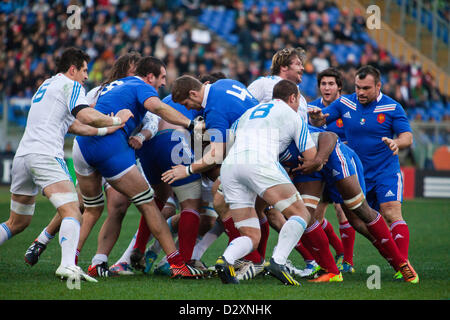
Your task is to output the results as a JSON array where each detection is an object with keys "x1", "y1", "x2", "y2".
[{"x1": 308, "y1": 97, "x2": 346, "y2": 142}]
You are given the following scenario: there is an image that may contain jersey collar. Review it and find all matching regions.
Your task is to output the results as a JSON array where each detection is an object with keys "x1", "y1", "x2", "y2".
[
  {"x1": 201, "y1": 84, "x2": 211, "y2": 108},
  {"x1": 377, "y1": 91, "x2": 383, "y2": 102}
]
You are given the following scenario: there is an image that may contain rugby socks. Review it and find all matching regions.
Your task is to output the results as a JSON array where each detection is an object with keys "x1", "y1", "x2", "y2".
[
  {"x1": 59, "y1": 217, "x2": 81, "y2": 267},
  {"x1": 0, "y1": 223, "x2": 12, "y2": 245},
  {"x1": 294, "y1": 240, "x2": 315, "y2": 262},
  {"x1": 390, "y1": 220, "x2": 409, "y2": 259},
  {"x1": 37, "y1": 227, "x2": 55, "y2": 245},
  {"x1": 366, "y1": 213, "x2": 405, "y2": 268},
  {"x1": 178, "y1": 209, "x2": 200, "y2": 261},
  {"x1": 223, "y1": 236, "x2": 254, "y2": 265},
  {"x1": 114, "y1": 231, "x2": 137, "y2": 265},
  {"x1": 222, "y1": 216, "x2": 262, "y2": 264},
  {"x1": 257, "y1": 216, "x2": 270, "y2": 260},
  {"x1": 191, "y1": 220, "x2": 224, "y2": 260},
  {"x1": 167, "y1": 249, "x2": 184, "y2": 266},
  {"x1": 133, "y1": 198, "x2": 165, "y2": 254},
  {"x1": 91, "y1": 253, "x2": 108, "y2": 266},
  {"x1": 272, "y1": 216, "x2": 307, "y2": 265},
  {"x1": 339, "y1": 221, "x2": 356, "y2": 265},
  {"x1": 321, "y1": 218, "x2": 344, "y2": 257},
  {"x1": 301, "y1": 221, "x2": 340, "y2": 274},
  {"x1": 222, "y1": 216, "x2": 240, "y2": 243}
]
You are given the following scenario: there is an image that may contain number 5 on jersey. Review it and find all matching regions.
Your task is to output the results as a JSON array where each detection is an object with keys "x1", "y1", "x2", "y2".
[{"x1": 32, "y1": 83, "x2": 50, "y2": 103}]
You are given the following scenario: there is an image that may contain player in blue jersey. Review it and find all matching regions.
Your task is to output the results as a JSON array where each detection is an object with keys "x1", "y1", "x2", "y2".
[
  {"x1": 72, "y1": 57, "x2": 204, "y2": 279},
  {"x1": 160, "y1": 75, "x2": 264, "y2": 274},
  {"x1": 307, "y1": 68, "x2": 356, "y2": 273},
  {"x1": 161, "y1": 75, "x2": 259, "y2": 182},
  {"x1": 281, "y1": 125, "x2": 418, "y2": 283},
  {"x1": 309, "y1": 65, "x2": 418, "y2": 282}
]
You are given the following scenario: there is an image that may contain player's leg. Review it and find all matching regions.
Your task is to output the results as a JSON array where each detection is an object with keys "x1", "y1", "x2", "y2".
[
  {"x1": 0, "y1": 194, "x2": 35, "y2": 245},
  {"x1": 107, "y1": 166, "x2": 202, "y2": 278},
  {"x1": 317, "y1": 199, "x2": 345, "y2": 264},
  {"x1": 295, "y1": 180, "x2": 341, "y2": 280},
  {"x1": 88, "y1": 185, "x2": 131, "y2": 276},
  {"x1": 173, "y1": 180, "x2": 202, "y2": 263},
  {"x1": 262, "y1": 183, "x2": 310, "y2": 286},
  {"x1": 40, "y1": 179, "x2": 97, "y2": 283},
  {"x1": 75, "y1": 170, "x2": 105, "y2": 264},
  {"x1": 336, "y1": 175, "x2": 418, "y2": 283}
]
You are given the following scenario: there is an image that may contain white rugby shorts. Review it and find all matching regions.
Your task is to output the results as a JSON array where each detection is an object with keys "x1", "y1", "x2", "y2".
[
  {"x1": 220, "y1": 157, "x2": 292, "y2": 209},
  {"x1": 10, "y1": 154, "x2": 73, "y2": 196}
]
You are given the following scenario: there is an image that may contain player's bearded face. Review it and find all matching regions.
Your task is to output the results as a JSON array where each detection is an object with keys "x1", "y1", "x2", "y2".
[
  {"x1": 355, "y1": 75, "x2": 380, "y2": 105},
  {"x1": 286, "y1": 56, "x2": 304, "y2": 84}
]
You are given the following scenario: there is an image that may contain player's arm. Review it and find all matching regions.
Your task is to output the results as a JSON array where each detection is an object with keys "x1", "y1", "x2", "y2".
[
  {"x1": 161, "y1": 141, "x2": 225, "y2": 185},
  {"x1": 382, "y1": 104, "x2": 414, "y2": 155},
  {"x1": 144, "y1": 96, "x2": 198, "y2": 130},
  {"x1": 129, "y1": 112, "x2": 160, "y2": 150},
  {"x1": 68, "y1": 82, "x2": 133, "y2": 128},
  {"x1": 382, "y1": 131, "x2": 413, "y2": 156},
  {"x1": 74, "y1": 106, "x2": 133, "y2": 128},
  {"x1": 295, "y1": 131, "x2": 338, "y2": 174},
  {"x1": 68, "y1": 119, "x2": 125, "y2": 136},
  {"x1": 308, "y1": 99, "x2": 341, "y2": 127}
]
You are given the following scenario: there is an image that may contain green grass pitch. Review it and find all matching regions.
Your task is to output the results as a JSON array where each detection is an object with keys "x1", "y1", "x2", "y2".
[{"x1": 0, "y1": 186, "x2": 448, "y2": 301}]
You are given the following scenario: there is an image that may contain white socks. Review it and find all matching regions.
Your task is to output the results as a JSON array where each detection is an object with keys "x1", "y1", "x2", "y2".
[
  {"x1": 114, "y1": 231, "x2": 137, "y2": 265},
  {"x1": 37, "y1": 227, "x2": 55, "y2": 245},
  {"x1": 223, "y1": 235, "x2": 253, "y2": 265},
  {"x1": 59, "y1": 217, "x2": 81, "y2": 267},
  {"x1": 0, "y1": 223, "x2": 12, "y2": 245},
  {"x1": 272, "y1": 216, "x2": 307, "y2": 265},
  {"x1": 191, "y1": 221, "x2": 224, "y2": 260}
]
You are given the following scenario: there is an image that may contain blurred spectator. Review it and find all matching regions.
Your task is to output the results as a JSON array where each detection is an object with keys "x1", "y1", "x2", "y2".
[{"x1": 0, "y1": 0, "x2": 447, "y2": 126}]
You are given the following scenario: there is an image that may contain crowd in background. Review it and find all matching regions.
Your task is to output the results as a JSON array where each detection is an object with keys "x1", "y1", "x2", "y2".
[{"x1": 0, "y1": 0, "x2": 448, "y2": 122}]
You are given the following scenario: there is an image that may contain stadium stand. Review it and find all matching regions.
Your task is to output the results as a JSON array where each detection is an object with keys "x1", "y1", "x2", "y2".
[{"x1": 0, "y1": 0, "x2": 448, "y2": 156}]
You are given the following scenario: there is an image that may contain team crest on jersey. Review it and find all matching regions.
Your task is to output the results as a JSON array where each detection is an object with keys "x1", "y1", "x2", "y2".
[
  {"x1": 336, "y1": 118, "x2": 344, "y2": 128},
  {"x1": 377, "y1": 113, "x2": 386, "y2": 124}
]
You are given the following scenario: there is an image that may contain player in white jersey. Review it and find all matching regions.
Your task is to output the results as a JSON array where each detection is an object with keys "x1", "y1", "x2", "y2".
[
  {"x1": 215, "y1": 80, "x2": 317, "y2": 285},
  {"x1": 0, "y1": 47, "x2": 133, "y2": 282},
  {"x1": 23, "y1": 53, "x2": 143, "y2": 274},
  {"x1": 247, "y1": 47, "x2": 308, "y2": 121}
]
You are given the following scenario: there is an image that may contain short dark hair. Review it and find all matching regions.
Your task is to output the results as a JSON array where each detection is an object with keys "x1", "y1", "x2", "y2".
[
  {"x1": 135, "y1": 56, "x2": 166, "y2": 78},
  {"x1": 356, "y1": 65, "x2": 381, "y2": 84},
  {"x1": 56, "y1": 47, "x2": 90, "y2": 73},
  {"x1": 199, "y1": 72, "x2": 226, "y2": 84},
  {"x1": 317, "y1": 67, "x2": 343, "y2": 92},
  {"x1": 272, "y1": 79, "x2": 299, "y2": 102},
  {"x1": 172, "y1": 75, "x2": 203, "y2": 103}
]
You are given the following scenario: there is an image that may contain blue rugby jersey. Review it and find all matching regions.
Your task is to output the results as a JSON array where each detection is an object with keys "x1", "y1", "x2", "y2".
[
  {"x1": 320, "y1": 92, "x2": 411, "y2": 180},
  {"x1": 202, "y1": 79, "x2": 259, "y2": 142},
  {"x1": 95, "y1": 76, "x2": 158, "y2": 137}
]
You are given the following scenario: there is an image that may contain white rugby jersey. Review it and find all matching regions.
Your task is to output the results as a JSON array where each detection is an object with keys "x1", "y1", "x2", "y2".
[
  {"x1": 227, "y1": 99, "x2": 314, "y2": 164},
  {"x1": 15, "y1": 73, "x2": 88, "y2": 158},
  {"x1": 86, "y1": 85, "x2": 102, "y2": 106},
  {"x1": 247, "y1": 75, "x2": 308, "y2": 121}
]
